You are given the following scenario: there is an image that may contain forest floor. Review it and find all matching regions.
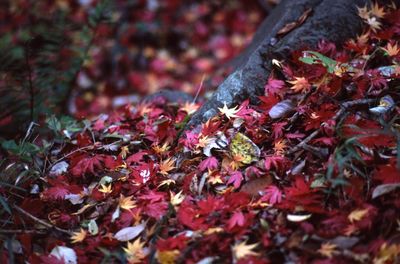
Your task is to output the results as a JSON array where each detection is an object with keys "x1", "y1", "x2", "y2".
[{"x1": 1, "y1": 1, "x2": 400, "y2": 264}]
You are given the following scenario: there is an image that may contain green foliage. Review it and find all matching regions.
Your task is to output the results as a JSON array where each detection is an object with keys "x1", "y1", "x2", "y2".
[
  {"x1": 299, "y1": 50, "x2": 354, "y2": 74},
  {"x1": 0, "y1": 0, "x2": 112, "y2": 133}
]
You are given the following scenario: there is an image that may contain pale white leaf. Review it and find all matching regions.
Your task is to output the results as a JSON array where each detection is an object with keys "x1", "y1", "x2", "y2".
[
  {"x1": 287, "y1": 213, "x2": 312, "y2": 222},
  {"x1": 50, "y1": 161, "x2": 69, "y2": 177},
  {"x1": 88, "y1": 219, "x2": 99, "y2": 235},
  {"x1": 372, "y1": 183, "x2": 400, "y2": 199},
  {"x1": 114, "y1": 222, "x2": 146, "y2": 241},
  {"x1": 50, "y1": 246, "x2": 77, "y2": 264},
  {"x1": 269, "y1": 100, "x2": 295, "y2": 119}
]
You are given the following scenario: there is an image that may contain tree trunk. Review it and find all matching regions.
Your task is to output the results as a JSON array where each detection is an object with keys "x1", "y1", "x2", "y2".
[{"x1": 186, "y1": 0, "x2": 370, "y2": 129}]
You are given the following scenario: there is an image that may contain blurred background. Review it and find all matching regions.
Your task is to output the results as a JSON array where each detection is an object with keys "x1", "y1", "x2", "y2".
[{"x1": 0, "y1": 0, "x2": 277, "y2": 138}]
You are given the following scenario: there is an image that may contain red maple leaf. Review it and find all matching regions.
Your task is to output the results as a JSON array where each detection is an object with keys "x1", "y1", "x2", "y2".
[
  {"x1": 199, "y1": 156, "x2": 219, "y2": 172},
  {"x1": 227, "y1": 171, "x2": 244, "y2": 189},
  {"x1": 227, "y1": 211, "x2": 245, "y2": 229},
  {"x1": 261, "y1": 185, "x2": 282, "y2": 205},
  {"x1": 41, "y1": 186, "x2": 69, "y2": 200},
  {"x1": 265, "y1": 76, "x2": 285, "y2": 96},
  {"x1": 264, "y1": 155, "x2": 289, "y2": 172},
  {"x1": 272, "y1": 122, "x2": 287, "y2": 139},
  {"x1": 373, "y1": 159, "x2": 400, "y2": 184},
  {"x1": 71, "y1": 155, "x2": 103, "y2": 176}
]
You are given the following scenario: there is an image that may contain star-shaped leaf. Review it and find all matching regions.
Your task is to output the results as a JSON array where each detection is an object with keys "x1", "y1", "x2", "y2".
[
  {"x1": 71, "y1": 228, "x2": 87, "y2": 244},
  {"x1": 232, "y1": 241, "x2": 259, "y2": 260},
  {"x1": 218, "y1": 103, "x2": 239, "y2": 119}
]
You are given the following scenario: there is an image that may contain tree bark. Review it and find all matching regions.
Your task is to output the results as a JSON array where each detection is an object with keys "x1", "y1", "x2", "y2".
[{"x1": 186, "y1": 0, "x2": 370, "y2": 130}]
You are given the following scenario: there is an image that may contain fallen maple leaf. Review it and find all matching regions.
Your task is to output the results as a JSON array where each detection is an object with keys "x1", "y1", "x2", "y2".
[
  {"x1": 179, "y1": 102, "x2": 199, "y2": 115},
  {"x1": 70, "y1": 228, "x2": 87, "y2": 244},
  {"x1": 261, "y1": 185, "x2": 282, "y2": 205},
  {"x1": 218, "y1": 103, "x2": 239, "y2": 119},
  {"x1": 382, "y1": 42, "x2": 400, "y2": 57},
  {"x1": 357, "y1": 5, "x2": 370, "y2": 20},
  {"x1": 156, "y1": 250, "x2": 180, "y2": 264},
  {"x1": 158, "y1": 158, "x2": 175, "y2": 176},
  {"x1": 227, "y1": 171, "x2": 244, "y2": 189},
  {"x1": 120, "y1": 146, "x2": 130, "y2": 159},
  {"x1": 123, "y1": 238, "x2": 147, "y2": 263},
  {"x1": 288, "y1": 77, "x2": 311, "y2": 93},
  {"x1": 119, "y1": 194, "x2": 136, "y2": 210},
  {"x1": 371, "y1": 2, "x2": 386, "y2": 18},
  {"x1": 265, "y1": 77, "x2": 285, "y2": 96},
  {"x1": 366, "y1": 17, "x2": 382, "y2": 32},
  {"x1": 273, "y1": 139, "x2": 287, "y2": 155},
  {"x1": 318, "y1": 242, "x2": 339, "y2": 258},
  {"x1": 228, "y1": 211, "x2": 245, "y2": 229},
  {"x1": 71, "y1": 155, "x2": 103, "y2": 176},
  {"x1": 98, "y1": 184, "x2": 112, "y2": 194},
  {"x1": 153, "y1": 142, "x2": 170, "y2": 155},
  {"x1": 232, "y1": 241, "x2": 259, "y2": 260},
  {"x1": 348, "y1": 208, "x2": 369, "y2": 223},
  {"x1": 199, "y1": 156, "x2": 219, "y2": 172},
  {"x1": 170, "y1": 190, "x2": 185, "y2": 206}
]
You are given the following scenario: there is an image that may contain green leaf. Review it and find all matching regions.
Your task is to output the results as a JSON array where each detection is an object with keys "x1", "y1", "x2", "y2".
[
  {"x1": 1, "y1": 140, "x2": 19, "y2": 153},
  {"x1": 46, "y1": 115, "x2": 62, "y2": 132}
]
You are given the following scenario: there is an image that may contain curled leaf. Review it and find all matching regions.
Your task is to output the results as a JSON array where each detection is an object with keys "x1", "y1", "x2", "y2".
[
  {"x1": 287, "y1": 213, "x2": 312, "y2": 222},
  {"x1": 369, "y1": 95, "x2": 395, "y2": 115},
  {"x1": 269, "y1": 100, "x2": 295, "y2": 119},
  {"x1": 372, "y1": 183, "x2": 400, "y2": 199}
]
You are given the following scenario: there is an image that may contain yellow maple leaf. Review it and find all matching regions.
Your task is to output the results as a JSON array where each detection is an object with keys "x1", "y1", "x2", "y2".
[
  {"x1": 218, "y1": 103, "x2": 239, "y2": 120},
  {"x1": 153, "y1": 142, "x2": 170, "y2": 155},
  {"x1": 374, "y1": 243, "x2": 400, "y2": 264},
  {"x1": 382, "y1": 42, "x2": 400, "y2": 57},
  {"x1": 123, "y1": 238, "x2": 147, "y2": 264},
  {"x1": 348, "y1": 208, "x2": 369, "y2": 223},
  {"x1": 344, "y1": 224, "x2": 359, "y2": 236},
  {"x1": 119, "y1": 195, "x2": 136, "y2": 211},
  {"x1": 137, "y1": 103, "x2": 152, "y2": 116},
  {"x1": 196, "y1": 135, "x2": 213, "y2": 149},
  {"x1": 288, "y1": 77, "x2": 311, "y2": 93},
  {"x1": 203, "y1": 227, "x2": 224, "y2": 235},
  {"x1": 120, "y1": 146, "x2": 130, "y2": 159},
  {"x1": 371, "y1": 2, "x2": 386, "y2": 18},
  {"x1": 98, "y1": 184, "x2": 112, "y2": 194},
  {"x1": 157, "y1": 179, "x2": 176, "y2": 188},
  {"x1": 170, "y1": 190, "x2": 185, "y2": 206},
  {"x1": 71, "y1": 228, "x2": 87, "y2": 243},
  {"x1": 158, "y1": 158, "x2": 176, "y2": 176},
  {"x1": 232, "y1": 241, "x2": 259, "y2": 260},
  {"x1": 207, "y1": 172, "x2": 223, "y2": 185},
  {"x1": 318, "y1": 242, "x2": 339, "y2": 258},
  {"x1": 156, "y1": 250, "x2": 180, "y2": 264},
  {"x1": 274, "y1": 139, "x2": 287, "y2": 156},
  {"x1": 179, "y1": 102, "x2": 199, "y2": 115},
  {"x1": 357, "y1": 5, "x2": 370, "y2": 20}
]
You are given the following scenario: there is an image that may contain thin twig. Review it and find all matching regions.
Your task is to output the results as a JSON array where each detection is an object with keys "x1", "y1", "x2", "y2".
[
  {"x1": 287, "y1": 98, "x2": 376, "y2": 155},
  {"x1": 0, "y1": 229, "x2": 47, "y2": 234},
  {"x1": 48, "y1": 145, "x2": 94, "y2": 171},
  {"x1": 192, "y1": 74, "x2": 206, "y2": 104},
  {"x1": 287, "y1": 129, "x2": 320, "y2": 155},
  {"x1": 13, "y1": 204, "x2": 71, "y2": 235}
]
